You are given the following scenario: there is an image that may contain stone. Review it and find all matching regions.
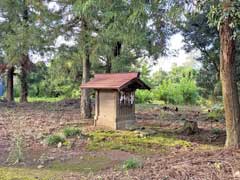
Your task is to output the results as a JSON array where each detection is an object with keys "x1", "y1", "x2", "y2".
[
  {"x1": 234, "y1": 171, "x2": 240, "y2": 178},
  {"x1": 57, "y1": 142, "x2": 62, "y2": 148},
  {"x1": 134, "y1": 129, "x2": 157, "y2": 137},
  {"x1": 126, "y1": 125, "x2": 139, "y2": 131},
  {"x1": 47, "y1": 156, "x2": 55, "y2": 161},
  {"x1": 181, "y1": 120, "x2": 199, "y2": 135},
  {"x1": 37, "y1": 165, "x2": 44, "y2": 169}
]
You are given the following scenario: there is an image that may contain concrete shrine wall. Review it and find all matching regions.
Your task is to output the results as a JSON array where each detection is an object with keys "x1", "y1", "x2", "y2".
[
  {"x1": 95, "y1": 89, "x2": 135, "y2": 130},
  {"x1": 96, "y1": 90, "x2": 117, "y2": 129}
]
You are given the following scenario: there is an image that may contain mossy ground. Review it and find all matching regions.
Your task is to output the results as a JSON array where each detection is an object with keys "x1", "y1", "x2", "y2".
[
  {"x1": 87, "y1": 130, "x2": 191, "y2": 154},
  {"x1": 0, "y1": 156, "x2": 113, "y2": 180},
  {"x1": 48, "y1": 155, "x2": 112, "y2": 173},
  {"x1": 0, "y1": 167, "x2": 64, "y2": 180}
]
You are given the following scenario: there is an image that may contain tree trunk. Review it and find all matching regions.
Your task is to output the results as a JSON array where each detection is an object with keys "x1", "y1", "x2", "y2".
[
  {"x1": 6, "y1": 66, "x2": 14, "y2": 102},
  {"x1": 19, "y1": 55, "x2": 29, "y2": 103},
  {"x1": 106, "y1": 56, "x2": 112, "y2": 73},
  {"x1": 113, "y1": 41, "x2": 122, "y2": 57},
  {"x1": 220, "y1": 12, "x2": 240, "y2": 148},
  {"x1": 80, "y1": 49, "x2": 91, "y2": 119}
]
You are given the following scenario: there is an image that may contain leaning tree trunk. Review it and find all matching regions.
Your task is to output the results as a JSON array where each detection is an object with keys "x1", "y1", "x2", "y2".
[
  {"x1": 80, "y1": 50, "x2": 91, "y2": 119},
  {"x1": 220, "y1": 14, "x2": 240, "y2": 148},
  {"x1": 19, "y1": 55, "x2": 29, "y2": 103},
  {"x1": 6, "y1": 66, "x2": 14, "y2": 102}
]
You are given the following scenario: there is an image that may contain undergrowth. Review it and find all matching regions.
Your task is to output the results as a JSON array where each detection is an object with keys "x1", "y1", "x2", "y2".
[
  {"x1": 122, "y1": 158, "x2": 142, "y2": 170},
  {"x1": 46, "y1": 135, "x2": 65, "y2": 145},
  {"x1": 63, "y1": 127, "x2": 81, "y2": 138}
]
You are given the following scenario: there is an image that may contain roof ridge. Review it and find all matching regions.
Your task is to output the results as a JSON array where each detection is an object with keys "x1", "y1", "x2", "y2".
[{"x1": 95, "y1": 72, "x2": 138, "y2": 74}]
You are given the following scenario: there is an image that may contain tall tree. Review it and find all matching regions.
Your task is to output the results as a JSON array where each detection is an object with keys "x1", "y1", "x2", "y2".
[
  {"x1": 6, "y1": 65, "x2": 14, "y2": 102},
  {"x1": 208, "y1": 0, "x2": 240, "y2": 147},
  {"x1": 61, "y1": 0, "x2": 172, "y2": 118},
  {"x1": 178, "y1": 1, "x2": 240, "y2": 99},
  {"x1": 0, "y1": 0, "x2": 60, "y2": 102}
]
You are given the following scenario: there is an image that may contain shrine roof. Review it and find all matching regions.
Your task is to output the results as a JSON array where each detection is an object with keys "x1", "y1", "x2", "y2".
[{"x1": 80, "y1": 72, "x2": 150, "y2": 91}]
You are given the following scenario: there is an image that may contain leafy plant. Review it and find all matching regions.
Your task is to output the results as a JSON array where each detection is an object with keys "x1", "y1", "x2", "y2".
[
  {"x1": 122, "y1": 158, "x2": 142, "y2": 170},
  {"x1": 46, "y1": 135, "x2": 65, "y2": 146},
  {"x1": 135, "y1": 90, "x2": 153, "y2": 104},
  {"x1": 63, "y1": 127, "x2": 81, "y2": 138}
]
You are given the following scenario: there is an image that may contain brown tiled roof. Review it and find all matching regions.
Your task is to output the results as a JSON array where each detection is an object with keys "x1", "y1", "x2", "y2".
[{"x1": 81, "y1": 72, "x2": 150, "y2": 90}]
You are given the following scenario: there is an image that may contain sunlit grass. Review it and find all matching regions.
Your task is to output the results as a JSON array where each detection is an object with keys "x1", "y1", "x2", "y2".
[{"x1": 15, "y1": 96, "x2": 66, "y2": 103}]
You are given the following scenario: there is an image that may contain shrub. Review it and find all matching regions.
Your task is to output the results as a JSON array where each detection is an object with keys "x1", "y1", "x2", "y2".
[
  {"x1": 122, "y1": 158, "x2": 142, "y2": 170},
  {"x1": 63, "y1": 127, "x2": 81, "y2": 138},
  {"x1": 135, "y1": 90, "x2": 153, "y2": 104},
  {"x1": 46, "y1": 135, "x2": 65, "y2": 145},
  {"x1": 152, "y1": 78, "x2": 199, "y2": 105}
]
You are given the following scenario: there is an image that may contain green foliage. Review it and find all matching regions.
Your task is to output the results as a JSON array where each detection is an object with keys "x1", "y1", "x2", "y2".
[
  {"x1": 135, "y1": 65, "x2": 199, "y2": 105},
  {"x1": 207, "y1": 1, "x2": 240, "y2": 38},
  {"x1": 63, "y1": 127, "x2": 81, "y2": 138},
  {"x1": 135, "y1": 90, "x2": 153, "y2": 104},
  {"x1": 152, "y1": 67, "x2": 199, "y2": 105},
  {"x1": 122, "y1": 158, "x2": 142, "y2": 170},
  {"x1": 0, "y1": 0, "x2": 60, "y2": 63},
  {"x1": 46, "y1": 135, "x2": 65, "y2": 146}
]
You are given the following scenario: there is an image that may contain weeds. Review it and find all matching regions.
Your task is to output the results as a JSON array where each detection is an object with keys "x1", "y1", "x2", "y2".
[
  {"x1": 63, "y1": 127, "x2": 81, "y2": 138},
  {"x1": 46, "y1": 135, "x2": 65, "y2": 145},
  {"x1": 123, "y1": 158, "x2": 142, "y2": 170},
  {"x1": 6, "y1": 135, "x2": 24, "y2": 165}
]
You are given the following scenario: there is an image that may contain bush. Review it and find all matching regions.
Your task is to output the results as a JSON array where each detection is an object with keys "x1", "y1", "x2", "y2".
[
  {"x1": 152, "y1": 78, "x2": 199, "y2": 105},
  {"x1": 46, "y1": 135, "x2": 65, "y2": 145},
  {"x1": 122, "y1": 158, "x2": 142, "y2": 170},
  {"x1": 63, "y1": 127, "x2": 81, "y2": 138},
  {"x1": 135, "y1": 90, "x2": 153, "y2": 104}
]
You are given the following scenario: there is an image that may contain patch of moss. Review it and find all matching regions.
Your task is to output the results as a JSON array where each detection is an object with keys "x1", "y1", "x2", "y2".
[
  {"x1": 87, "y1": 130, "x2": 191, "y2": 154},
  {"x1": 48, "y1": 156, "x2": 112, "y2": 173},
  {"x1": 0, "y1": 167, "x2": 62, "y2": 180}
]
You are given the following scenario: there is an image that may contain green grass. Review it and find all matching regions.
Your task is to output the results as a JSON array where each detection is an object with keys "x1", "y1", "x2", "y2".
[
  {"x1": 87, "y1": 130, "x2": 191, "y2": 154},
  {"x1": 15, "y1": 96, "x2": 65, "y2": 103},
  {"x1": 0, "y1": 167, "x2": 64, "y2": 180}
]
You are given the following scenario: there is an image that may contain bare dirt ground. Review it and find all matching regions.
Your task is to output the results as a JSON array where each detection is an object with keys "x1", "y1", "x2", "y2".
[{"x1": 0, "y1": 100, "x2": 239, "y2": 180}]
